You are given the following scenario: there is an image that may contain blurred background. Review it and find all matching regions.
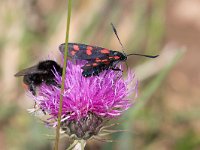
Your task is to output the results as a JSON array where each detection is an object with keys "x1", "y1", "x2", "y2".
[{"x1": 0, "y1": 0, "x2": 200, "y2": 149}]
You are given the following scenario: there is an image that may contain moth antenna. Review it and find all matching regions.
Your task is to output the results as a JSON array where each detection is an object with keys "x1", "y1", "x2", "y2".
[
  {"x1": 111, "y1": 23, "x2": 126, "y2": 54},
  {"x1": 111, "y1": 23, "x2": 130, "y2": 70},
  {"x1": 127, "y1": 53, "x2": 159, "y2": 58}
]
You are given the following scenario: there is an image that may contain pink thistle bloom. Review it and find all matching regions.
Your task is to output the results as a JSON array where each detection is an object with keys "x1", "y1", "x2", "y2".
[{"x1": 31, "y1": 60, "x2": 138, "y2": 140}]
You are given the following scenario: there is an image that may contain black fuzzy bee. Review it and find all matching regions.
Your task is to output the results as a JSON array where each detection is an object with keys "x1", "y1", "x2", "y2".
[{"x1": 15, "y1": 60, "x2": 62, "y2": 95}]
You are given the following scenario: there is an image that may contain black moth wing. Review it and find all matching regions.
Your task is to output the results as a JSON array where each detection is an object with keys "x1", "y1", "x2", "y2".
[
  {"x1": 81, "y1": 61, "x2": 98, "y2": 70},
  {"x1": 14, "y1": 65, "x2": 47, "y2": 77},
  {"x1": 81, "y1": 61, "x2": 101, "y2": 77},
  {"x1": 59, "y1": 43, "x2": 110, "y2": 60},
  {"x1": 81, "y1": 61, "x2": 110, "y2": 70},
  {"x1": 81, "y1": 60, "x2": 111, "y2": 77}
]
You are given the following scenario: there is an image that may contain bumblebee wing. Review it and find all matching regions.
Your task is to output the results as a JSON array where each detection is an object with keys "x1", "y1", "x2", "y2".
[
  {"x1": 59, "y1": 43, "x2": 110, "y2": 60},
  {"x1": 14, "y1": 65, "x2": 46, "y2": 76}
]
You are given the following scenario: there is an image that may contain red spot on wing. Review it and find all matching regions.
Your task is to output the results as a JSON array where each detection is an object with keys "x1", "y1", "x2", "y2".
[
  {"x1": 102, "y1": 59, "x2": 108, "y2": 62},
  {"x1": 86, "y1": 46, "x2": 93, "y2": 55},
  {"x1": 71, "y1": 51, "x2": 76, "y2": 56},
  {"x1": 114, "y1": 56, "x2": 120, "y2": 60},
  {"x1": 100, "y1": 49, "x2": 110, "y2": 54},
  {"x1": 86, "y1": 50, "x2": 92, "y2": 55},
  {"x1": 73, "y1": 45, "x2": 80, "y2": 51},
  {"x1": 87, "y1": 46, "x2": 93, "y2": 50},
  {"x1": 109, "y1": 56, "x2": 113, "y2": 59},
  {"x1": 86, "y1": 64, "x2": 91, "y2": 67},
  {"x1": 104, "y1": 61, "x2": 110, "y2": 65},
  {"x1": 95, "y1": 58, "x2": 101, "y2": 62},
  {"x1": 92, "y1": 63, "x2": 98, "y2": 66}
]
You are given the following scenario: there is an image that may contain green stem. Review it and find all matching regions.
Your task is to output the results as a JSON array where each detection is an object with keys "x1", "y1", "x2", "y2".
[
  {"x1": 75, "y1": 140, "x2": 86, "y2": 150},
  {"x1": 80, "y1": 140, "x2": 86, "y2": 150},
  {"x1": 66, "y1": 140, "x2": 78, "y2": 150},
  {"x1": 54, "y1": 0, "x2": 72, "y2": 150}
]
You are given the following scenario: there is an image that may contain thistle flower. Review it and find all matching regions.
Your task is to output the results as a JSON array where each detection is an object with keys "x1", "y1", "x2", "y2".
[{"x1": 30, "y1": 59, "x2": 138, "y2": 144}]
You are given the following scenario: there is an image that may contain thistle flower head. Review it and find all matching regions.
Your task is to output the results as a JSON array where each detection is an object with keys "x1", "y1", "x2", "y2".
[{"x1": 31, "y1": 59, "x2": 138, "y2": 140}]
